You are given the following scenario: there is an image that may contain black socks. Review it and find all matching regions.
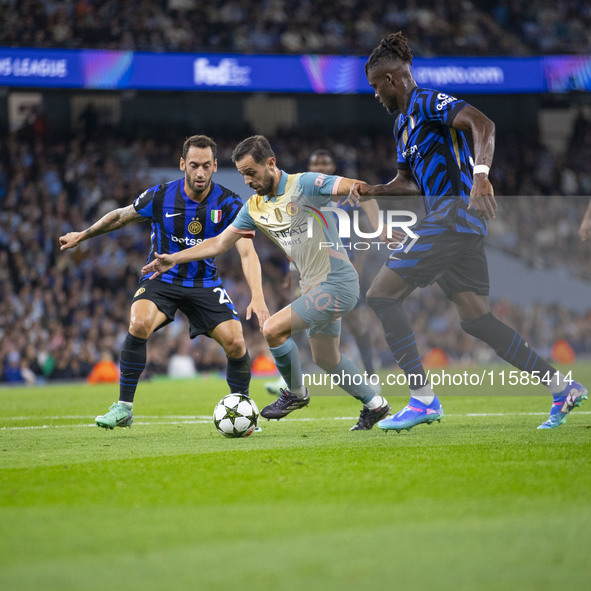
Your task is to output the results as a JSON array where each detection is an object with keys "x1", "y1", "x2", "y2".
[
  {"x1": 367, "y1": 297, "x2": 428, "y2": 389},
  {"x1": 226, "y1": 351, "x2": 251, "y2": 395},
  {"x1": 119, "y1": 332, "x2": 147, "y2": 404}
]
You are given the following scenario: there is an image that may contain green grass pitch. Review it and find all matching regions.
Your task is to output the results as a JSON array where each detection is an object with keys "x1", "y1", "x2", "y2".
[{"x1": 1, "y1": 363, "x2": 590, "y2": 591}]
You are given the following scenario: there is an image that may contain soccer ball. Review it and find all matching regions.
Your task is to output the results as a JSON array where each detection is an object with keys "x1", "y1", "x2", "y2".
[{"x1": 213, "y1": 393, "x2": 259, "y2": 438}]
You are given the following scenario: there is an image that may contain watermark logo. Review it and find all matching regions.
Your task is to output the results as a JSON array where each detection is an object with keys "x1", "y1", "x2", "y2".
[
  {"x1": 303, "y1": 205, "x2": 329, "y2": 229},
  {"x1": 305, "y1": 206, "x2": 419, "y2": 253}
]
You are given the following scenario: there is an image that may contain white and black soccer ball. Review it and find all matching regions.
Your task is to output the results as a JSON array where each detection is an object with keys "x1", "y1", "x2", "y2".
[{"x1": 213, "y1": 393, "x2": 259, "y2": 438}]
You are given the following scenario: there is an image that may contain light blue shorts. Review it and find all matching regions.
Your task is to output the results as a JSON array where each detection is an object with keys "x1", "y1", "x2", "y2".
[{"x1": 291, "y1": 278, "x2": 359, "y2": 337}]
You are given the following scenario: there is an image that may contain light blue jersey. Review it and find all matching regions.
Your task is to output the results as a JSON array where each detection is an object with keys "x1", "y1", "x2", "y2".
[
  {"x1": 230, "y1": 170, "x2": 359, "y2": 335},
  {"x1": 230, "y1": 170, "x2": 357, "y2": 294}
]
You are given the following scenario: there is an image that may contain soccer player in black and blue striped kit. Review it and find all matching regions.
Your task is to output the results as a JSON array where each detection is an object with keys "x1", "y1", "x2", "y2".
[
  {"x1": 347, "y1": 32, "x2": 587, "y2": 431},
  {"x1": 60, "y1": 135, "x2": 269, "y2": 429}
]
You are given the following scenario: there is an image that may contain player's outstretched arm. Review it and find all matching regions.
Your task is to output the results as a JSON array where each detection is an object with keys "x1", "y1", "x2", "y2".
[
  {"x1": 335, "y1": 186, "x2": 380, "y2": 235},
  {"x1": 344, "y1": 170, "x2": 420, "y2": 208},
  {"x1": 141, "y1": 226, "x2": 241, "y2": 279},
  {"x1": 235, "y1": 239, "x2": 270, "y2": 330},
  {"x1": 334, "y1": 176, "x2": 409, "y2": 244},
  {"x1": 579, "y1": 199, "x2": 591, "y2": 241},
  {"x1": 332, "y1": 177, "x2": 380, "y2": 218},
  {"x1": 59, "y1": 205, "x2": 143, "y2": 250},
  {"x1": 452, "y1": 105, "x2": 497, "y2": 220}
]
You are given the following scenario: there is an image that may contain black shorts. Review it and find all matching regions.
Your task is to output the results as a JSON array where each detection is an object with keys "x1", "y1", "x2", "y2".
[
  {"x1": 132, "y1": 280, "x2": 240, "y2": 338},
  {"x1": 385, "y1": 226, "x2": 490, "y2": 299}
]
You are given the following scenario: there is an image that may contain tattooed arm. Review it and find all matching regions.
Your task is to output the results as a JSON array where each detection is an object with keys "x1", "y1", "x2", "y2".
[{"x1": 59, "y1": 204, "x2": 145, "y2": 251}]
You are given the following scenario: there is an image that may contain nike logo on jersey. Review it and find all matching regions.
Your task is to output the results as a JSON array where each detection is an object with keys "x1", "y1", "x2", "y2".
[{"x1": 165, "y1": 212, "x2": 182, "y2": 218}]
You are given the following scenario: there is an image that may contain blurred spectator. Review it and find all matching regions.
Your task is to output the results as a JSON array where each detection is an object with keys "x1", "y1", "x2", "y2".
[
  {"x1": 87, "y1": 350, "x2": 119, "y2": 384},
  {"x1": 168, "y1": 339, "x2": 197, "y2": 379},
  {"x1": 3, "y1": 351, "x2": 24, "y2": 383},
  {"x1": 5, "y1": 0, "x2": 591, "y2": 56}
]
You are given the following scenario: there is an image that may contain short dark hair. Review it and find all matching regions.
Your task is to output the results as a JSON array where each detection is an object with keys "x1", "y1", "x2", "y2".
[
  {"x1": 232, "y1": 135, "x2": 275, "y2": 164},
  {"x1": 182, "y1": 134, "x2": 217, "y2": 161},
  {"x1": 308, "y1": 149, "x2": 335, "y2": 164},
  {"x1": 365, "y1": 31, "x2": 413, "y2": 74}
]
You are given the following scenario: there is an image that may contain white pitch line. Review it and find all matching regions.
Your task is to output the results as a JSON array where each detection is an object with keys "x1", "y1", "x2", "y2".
[
  {"x1": 1, "y1": 411, "x2": 591, "y2": 431},
  {"x1": 4, "y1": 411, "x2": 591, "y2": 421},
  {"x1": 5, "y1": 415, "x2": 213, "y2": 421},
  {"x1": 464, "y1": 411, "x2": 591, "y2": 417},
  {"x1": 0, "y1": 420, "x2": 212, "y2": 431}
]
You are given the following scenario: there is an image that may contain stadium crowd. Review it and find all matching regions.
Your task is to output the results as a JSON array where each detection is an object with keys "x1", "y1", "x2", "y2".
[
  {"x1": 1, "y1": 108, "x2": 590, "y2": 383},
  {"x1": 2, "y1": 0, "x2": 591, "y2": 56}
]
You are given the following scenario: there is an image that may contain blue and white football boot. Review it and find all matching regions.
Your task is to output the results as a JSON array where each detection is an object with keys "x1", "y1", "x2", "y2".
[
  {"x1": 537, "y1": 381, "x2": 588, "y2": 429},
  {"x1": 378, "y1": 396, "x2": 443, "y2": 432}
]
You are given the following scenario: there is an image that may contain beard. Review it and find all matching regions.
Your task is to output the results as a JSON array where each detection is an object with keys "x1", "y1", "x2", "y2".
[
  {"x1": 186, "y1": 174, "x2": 210, "y2": 195},
  {"x1": 255, "y1": 172, "x2": 275, "y2": 196}
]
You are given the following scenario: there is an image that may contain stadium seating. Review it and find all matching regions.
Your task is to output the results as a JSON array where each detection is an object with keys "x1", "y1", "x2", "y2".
[{"x1": 2, "y1": 0, "x2": 590, "y2": 56}]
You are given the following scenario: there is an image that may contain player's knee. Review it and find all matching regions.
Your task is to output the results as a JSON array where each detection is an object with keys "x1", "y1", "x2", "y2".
[
  {"x1": 261, "y1": 318, "x2": 273, "y2": 340},
  {"x1": 366, "y1": 281, "x2": 401, "y2": 301},
  {"x1": 453, "y1": 296, "x2": 491, "y2": 323},
  {"x1": 262, "y1": 318, "x2": 282, "y2": 347},
  {"x1": 365, "y1": 283, "x2": 380, "y2": 301},
  {"x1": 224, "y1": 336, "x2": 246, "y2": 359},
  {"x1": 367, "y1": 295, "x2": 402, "y2": 318},
  {"x1": 128, "y1": 318, "x2": 154, "y2": 340}
]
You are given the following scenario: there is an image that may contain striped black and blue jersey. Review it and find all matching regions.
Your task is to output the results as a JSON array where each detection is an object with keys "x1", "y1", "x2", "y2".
[
  {"x1": 395, "y1": 87, "x2": 486, "y2": 236},
  {"x1": 134, "y1": 178, "x2": 244, "y2": 287}
]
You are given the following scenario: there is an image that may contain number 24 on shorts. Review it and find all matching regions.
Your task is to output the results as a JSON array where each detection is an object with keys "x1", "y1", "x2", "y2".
[{"x1": 213, "y1": 287, "x2": 233, "y2": 305}]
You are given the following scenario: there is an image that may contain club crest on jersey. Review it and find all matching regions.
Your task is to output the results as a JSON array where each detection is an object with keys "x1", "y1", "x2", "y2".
[
  {"x1": 188, "y1": 220, "x2": 202, "y2": 234},
  {"x1": 403, "y1": 114, "x2": 416, "y2": 146},
  {"x1": 286, "y1": 201, "x2": 299, "y2": 216},
  {"x1": 211, "y1": 210, "x2": 222, "y2": 223}
]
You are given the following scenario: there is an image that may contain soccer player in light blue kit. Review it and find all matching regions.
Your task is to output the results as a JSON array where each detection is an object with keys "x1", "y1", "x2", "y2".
[
  {"x1": 265, "y1": 148, "x2": 380, "y2": 396},
  {"x1": 142, "y1": 135, "x2": 391, "y2": 430}
]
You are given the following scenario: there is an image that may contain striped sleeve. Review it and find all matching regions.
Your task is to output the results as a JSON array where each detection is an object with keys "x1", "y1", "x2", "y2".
[
  {"x1": 133, "y1": 185, "x2": 159, "y2": 218},
  {"x1": 423, "y1": 89, "x2": 467, "y2": 126}
]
